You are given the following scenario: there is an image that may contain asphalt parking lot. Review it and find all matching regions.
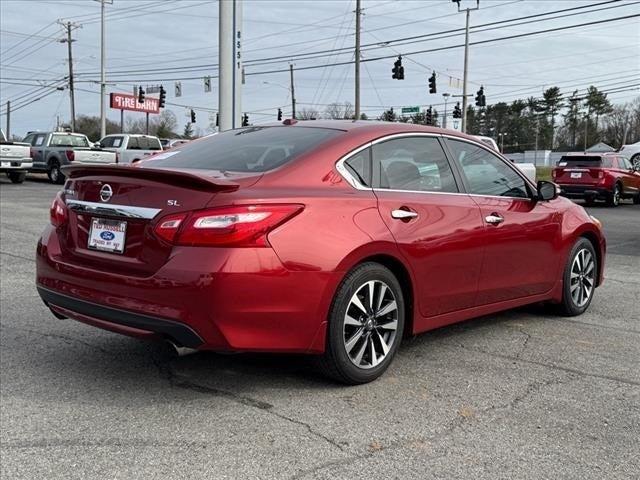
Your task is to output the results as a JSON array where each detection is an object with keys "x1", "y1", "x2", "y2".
[{"x1": 1, "y1": 175, "x2": 638, "y2": 479}]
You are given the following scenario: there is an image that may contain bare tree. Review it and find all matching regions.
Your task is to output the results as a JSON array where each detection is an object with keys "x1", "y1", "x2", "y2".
[
  {"x1": 323, "y1": 101, "x2": 354, "y2": 119},
  {"x1": 297, "y1": 107, "x2": 319, "y2": 120}
]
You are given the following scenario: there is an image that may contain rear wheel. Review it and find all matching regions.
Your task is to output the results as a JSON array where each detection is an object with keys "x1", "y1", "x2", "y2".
[
  {"x1": 7, "y1": 171, "x2": 26, "y2": 184},
  {"x1": 558, "y1": 238, "x2": 597, "y2": 316},
  {"x1": 47, "y1": 160, "x2": 64, "y2": 185},
  {"x1": 316, "y1": 262, "x2": 405, "y2": 384},
  {"x1": 606, "y1": 183, "x2": 621, "y2": 207}
]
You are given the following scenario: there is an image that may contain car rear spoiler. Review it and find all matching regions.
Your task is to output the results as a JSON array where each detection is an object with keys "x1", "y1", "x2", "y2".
[{"x1": 62, "y1": 164, "x2": 239, "y2": 192}]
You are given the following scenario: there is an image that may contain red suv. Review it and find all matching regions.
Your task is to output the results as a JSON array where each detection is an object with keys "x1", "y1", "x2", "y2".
[
  {"x1": 553, "y1": 153, "x2": 640, "y2": 206},
  {"x1": 36, "y1": 122, "x2": 606, "y2": 384}
]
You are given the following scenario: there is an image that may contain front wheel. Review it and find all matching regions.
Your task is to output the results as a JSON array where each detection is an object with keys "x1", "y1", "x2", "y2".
[
  {"x1": 558, "y1": 238, "x2": 598, "y2": 316},
  {"x1": 7, "y1": 171, "x2": 26, "y2": 183},
  {"x1": 47, "y1": 160, "x2": 65, "y2": 185},
  {"x1": 316, "y1": 262, "x2": 405, "y2": 384}
]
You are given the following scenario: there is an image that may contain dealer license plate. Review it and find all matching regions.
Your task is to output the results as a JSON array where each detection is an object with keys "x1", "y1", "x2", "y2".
[
  {"x1": 570, "y1": 172, "x2": 582, "y2": 179},
  {"x1": 88, "y1": 218, "x2": 126, "y2": 254}
]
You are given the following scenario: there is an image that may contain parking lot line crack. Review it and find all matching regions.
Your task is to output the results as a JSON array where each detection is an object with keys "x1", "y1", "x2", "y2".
[
  {"x1": 0, "y1": 250, "x2": 35, "y2": 263},
  {"x1": 515, "y1": 327, "x2": 532, "y2": 360},
  {"x1": 151, "y1": 356, "x2": 348, "y2": 455},
  {"x1": 1, "y1": 325, "x2": 112, "y2": 354}
]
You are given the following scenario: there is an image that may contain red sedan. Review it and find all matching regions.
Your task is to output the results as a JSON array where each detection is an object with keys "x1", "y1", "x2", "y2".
[{"x1": 36, "y1": 121, "x2": 606, "y2": 384}]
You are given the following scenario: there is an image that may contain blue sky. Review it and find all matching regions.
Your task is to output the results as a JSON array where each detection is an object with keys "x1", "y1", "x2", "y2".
[{"x1": 1, "y1": 0, "x2": 639, "y2": 137}]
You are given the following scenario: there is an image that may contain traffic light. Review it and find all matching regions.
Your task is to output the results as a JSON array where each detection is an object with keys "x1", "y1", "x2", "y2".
[
  {"x1": 277, "y1": 108, "x2": 282, "y2": 121},
  {"x1": 426, "y1": 106, "x2": 433, "y2": 126},
  {"x1": 242, "y1": 113, "x2": 249, "y2": 127},
  {"x1": 392, "y1": 55, "x2": 404, "y2": 80},
  {"x1": 138, "y1": 86, "x2": 145, "y2": 103},
  {"x1": 190, "y1": 109, "x2": 196, "y2": 123},
  {"x1": 159, "y1": 85, "x2": 166, "y2": 108},
  {"x1": 475, "y1": 86, "x2": 486, "y2": 107},
  {"x1": 428, "y1": 72, "x2": 436, "y2": 94},
  {"x1": 453, "y1": 102, "x2": 462, "y2": 119}
]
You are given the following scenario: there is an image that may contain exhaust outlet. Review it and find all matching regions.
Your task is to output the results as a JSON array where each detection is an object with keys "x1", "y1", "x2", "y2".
[{"x1": 168, "y1": 341, "x2": 198, "y2": 357}]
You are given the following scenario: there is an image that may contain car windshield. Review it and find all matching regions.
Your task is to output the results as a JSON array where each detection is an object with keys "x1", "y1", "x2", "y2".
[
  {"x1": 145, "y1": 126, "x2": 342, "y2": 172},
  {"x1": 50, "y1": 134, "x2": 89, "y2": 148}
]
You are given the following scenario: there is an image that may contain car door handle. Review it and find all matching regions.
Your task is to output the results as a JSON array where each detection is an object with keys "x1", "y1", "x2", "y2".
[
  {"x1": 391, "y1": 209, "x2": 418, "y2": 220},
  {"x1": 485, "y1": 213, "x2": 504, "y2": 225}
]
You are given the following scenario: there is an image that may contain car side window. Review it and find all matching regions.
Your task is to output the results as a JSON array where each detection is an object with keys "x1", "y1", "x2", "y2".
[
  {"x1": 22, "y1": 134, "x2": 34, "y2": 145},
  {"x1": 373, "y1": 137, "x2": 458, "y2": 193},
  {"x1": 619, "y1": 156, "x2": 632, "y2": 169},
  {"x1": 127, "y1": 137, "x2": 139, "y2": 150},
  {"x1": 33, "y1": 134, "x2": 46, "y2": 146},
  {"x1": 344, "y1": 148, "x2": 371, "y2": 187},
  {"x1": 446, "y1": 139, "x2": 529, "y2": 198},
  {"x1": 100, "y1": 137, "x2": 114, "y2": 148}
]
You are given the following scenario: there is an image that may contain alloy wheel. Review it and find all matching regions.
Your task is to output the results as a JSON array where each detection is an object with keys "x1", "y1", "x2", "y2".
[
  {"x1": 343, "y1": 280, "x2": 398, "y2": 369},
  {"x1": 570, "y1": 248, "x2": 595, "y2": 308}
]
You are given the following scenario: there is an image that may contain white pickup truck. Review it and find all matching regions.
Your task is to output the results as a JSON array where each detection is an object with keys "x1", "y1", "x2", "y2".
[
  {"x1": 22, "y1": 131, "x2": 116, "y2": 184},
  {"x1": 1, "y1": 129, "x2": 32, "y2": 184},
  {"x1": 474, "y1": 135, "x2": 537, "y2": 183},
  {"x1": 98, "y1": 134, "x2": 163, "y2": 164}
]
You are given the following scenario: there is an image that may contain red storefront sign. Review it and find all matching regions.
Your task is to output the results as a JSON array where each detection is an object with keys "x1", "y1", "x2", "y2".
[{"x1": 110, "y1": 93, "x2": 160, "y2": 114}]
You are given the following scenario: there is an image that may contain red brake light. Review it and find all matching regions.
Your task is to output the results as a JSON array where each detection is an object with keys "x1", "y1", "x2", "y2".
[
  {"x1": 65, "y1": 150, "x2": 75, "y2": 162},
  {"x1": 154, "y1": 204, "x2": 303, "y2": 247},
  {"x1": 50, "y1": 192, "x2": 68, "y2": 227}
]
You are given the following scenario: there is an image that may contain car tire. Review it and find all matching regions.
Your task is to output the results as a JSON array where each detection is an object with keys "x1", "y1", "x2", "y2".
[
  {"x1": 584, "y1": 197, "x2": 596, "y2": 207},
  {"x1": 316, "y1": 262, "x2": 405, "y2": 384},
  {"x1": 631, "y1": 153, "x2": 640, "y2": 168},
  {"x1": 7, "y1": 171, "x2": 26, "y2": 184},
  {"x1": 47, "y1": 160, "x2": 64, "y2": 185},
  {"x1": 558, "y1": 238, "x2": 598, "y2": 317},
  {"x1": 606, "y1": 183, "x2": 621, "y2": 207},
  {"x1": 633, "y1": 193, "x2": 640, "y2": 205}
]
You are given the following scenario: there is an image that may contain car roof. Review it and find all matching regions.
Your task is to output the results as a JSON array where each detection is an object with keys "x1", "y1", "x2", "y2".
[{"x1": 257, "y1": 120, "x2": 481, "y2": 143}]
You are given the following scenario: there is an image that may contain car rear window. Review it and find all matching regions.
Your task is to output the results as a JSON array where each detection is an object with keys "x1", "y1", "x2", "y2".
[
  {"x1": 127, "y1": 136, "x2": 162, "y2": 151},
  {"x1": 557, "y1": 156, "x2": 612, "y2": 168},
  {"x1": 50, "y1": 134, "x2": 89, "y2": 148},
  {"x1": 145, "y1": 126, "x2": 342, "y2": 172}
]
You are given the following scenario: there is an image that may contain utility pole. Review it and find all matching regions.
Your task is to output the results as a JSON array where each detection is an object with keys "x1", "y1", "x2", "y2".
[
  {"x1": 5, "y1": 101, "x2": 9, "y2": 138},
  {"x1": 354, "y1": 0, "x2": 361, "y2": 120},
  {"x1": 95, "y1": 0, "x2": 112, "y2": 139},
  {"x1": 218, "y1": 0, "x2": 242, "y2": 131},
  {"x1": 59, "y1": 20, "x2": 79, "y2": 132},
  {"x1": 453, "y1": 0, "x2": 479, "y2": 133},
  {"x1": 289, "y1": 64, "x2": 296, "y2": 119},
  {"x1": 442, "y1": 93, "x2": 450, "y2": 129}
]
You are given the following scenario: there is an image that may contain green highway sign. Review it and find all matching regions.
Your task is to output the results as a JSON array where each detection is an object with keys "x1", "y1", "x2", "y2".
[{"x1": 401, "y1": 106, "x2": 420, "y2": 114}]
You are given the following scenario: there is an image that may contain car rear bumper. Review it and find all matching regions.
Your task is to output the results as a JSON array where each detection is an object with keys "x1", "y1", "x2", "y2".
[
  {"x1": 0, "y1": 158, "x2": 32, "y2": 171},
  {"x1": 36, "y1": 225, "x2": 337, "y2": 353},
  {"x1": 558, "y1": 184, "x2": 610, "y2": 199}
]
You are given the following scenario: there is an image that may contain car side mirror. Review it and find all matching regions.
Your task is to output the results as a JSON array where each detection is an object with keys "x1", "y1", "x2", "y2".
[{"x1": 536, "y1": 180, "x2": 559, "y2": 201}]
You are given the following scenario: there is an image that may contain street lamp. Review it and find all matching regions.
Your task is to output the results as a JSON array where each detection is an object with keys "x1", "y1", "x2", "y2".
[
  {"x1": 442, "y1": 93, "x2": 451, "y2": 129},
  {"x1": 498, "y1": 132, "x2": 508, "y2": 153}
]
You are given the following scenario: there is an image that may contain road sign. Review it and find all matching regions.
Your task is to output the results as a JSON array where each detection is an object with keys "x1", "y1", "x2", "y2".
[
  {"x1": 110, "y1": 93, "x2": 159, "y2": 114},
  {"x1": 204, "y1": 76, "x2": 211, "y2": 93},
  {"x1": 401, "y1": 106, "x2": 420, "y2": 114},
  {"x1": 175, "y1": 81, "x2": 182, "y2": 97}
]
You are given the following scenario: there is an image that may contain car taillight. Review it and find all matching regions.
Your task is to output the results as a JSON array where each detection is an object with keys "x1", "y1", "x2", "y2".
[
  {"x1": 50, "y1": 192, "x2": 67, "y2": 227},
  {"x1": 154, "y1": 204, "x2": 303, "y2": 247},
  {"x1": 65, "y1": 150, "x2": 75, "y2": 162}
]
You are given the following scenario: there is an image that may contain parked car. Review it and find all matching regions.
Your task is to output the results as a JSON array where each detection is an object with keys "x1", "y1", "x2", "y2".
[
  {"x1": 553, "y1": 152, "x2": 640, "y2": 206},
  {"x1": 36, "y1": 121, "x2": 606, "y2": 384},
  {"x1": 1, "y1": 129, "x2": 32, "y2": 183},
  {"x1": 98, "y1": 134, "x2": 163, "y2": 164},
  {"x1": 619, "y1": 141, "x2": 640, "y2": 166},
  {"x1": 160, "y1": 138, "x2": 191, "y2": 150},
  {"x1": 22, "y1": 131, "x2": 116, "y2": 184},
  {"x1": 473, "y1": 135, "x2": 536, "y2": 182}
]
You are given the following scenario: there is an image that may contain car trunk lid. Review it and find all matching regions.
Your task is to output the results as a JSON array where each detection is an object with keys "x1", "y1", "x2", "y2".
[{"x1": 57, "y1": 164, "x2": 260, "y2": 276}]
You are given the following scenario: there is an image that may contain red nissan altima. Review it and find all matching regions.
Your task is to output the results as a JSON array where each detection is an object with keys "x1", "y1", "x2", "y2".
[{"x1": 36, "y1": 121, "x2": 606, "y2": 384}]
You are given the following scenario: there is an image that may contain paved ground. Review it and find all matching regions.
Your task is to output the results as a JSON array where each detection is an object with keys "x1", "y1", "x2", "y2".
[{"x1": 1, "y1": 175, "x2": 638, "y2": 480}]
